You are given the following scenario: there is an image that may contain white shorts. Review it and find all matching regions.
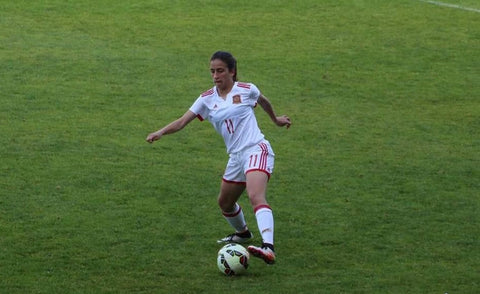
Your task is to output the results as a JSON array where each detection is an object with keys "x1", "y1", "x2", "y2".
[{"x1": 222, "y1": 140, "x2": 275, "y2": 184}]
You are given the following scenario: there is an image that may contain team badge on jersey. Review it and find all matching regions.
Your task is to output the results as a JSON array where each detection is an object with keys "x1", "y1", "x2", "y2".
[{"x1": 232, "y1": 95, "x2": 242, "y2": 104}]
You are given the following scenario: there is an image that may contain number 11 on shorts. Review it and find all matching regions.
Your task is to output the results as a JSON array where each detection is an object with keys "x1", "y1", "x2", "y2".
[{"x1": 249, "y1": 154, "x2": 258, "y2": 167}]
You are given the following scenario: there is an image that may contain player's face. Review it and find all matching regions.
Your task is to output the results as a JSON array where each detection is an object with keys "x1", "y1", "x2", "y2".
[{"x1": 210, "y1": 59, "x2": 235, "y2": 90}]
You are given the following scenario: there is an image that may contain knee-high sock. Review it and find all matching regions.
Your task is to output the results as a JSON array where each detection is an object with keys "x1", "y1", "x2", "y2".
[
  {"x1": 254, "y1": 204, "x2": 274, "y2": 245},
  {"x1": 222, "y1": 203, "x2": 247, "y2": 232}
]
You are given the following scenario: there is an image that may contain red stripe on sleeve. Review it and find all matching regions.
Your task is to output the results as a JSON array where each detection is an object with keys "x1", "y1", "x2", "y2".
[{"x1": 237, "y1": 82, "x2": 251, "y2": 89}]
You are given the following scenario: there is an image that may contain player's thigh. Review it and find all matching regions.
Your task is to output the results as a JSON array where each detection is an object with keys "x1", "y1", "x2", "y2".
[{"x1": 245, "y1": 171, "x2": 269, "y2": 207}]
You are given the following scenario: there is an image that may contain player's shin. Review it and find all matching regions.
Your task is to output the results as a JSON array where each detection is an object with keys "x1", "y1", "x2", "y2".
[
  {"x1": 222, "y1": 203, "x2": 248, "y2": 232},
  {"x1": 254, "y1": 204, "x2": 274, "y2": 247}
]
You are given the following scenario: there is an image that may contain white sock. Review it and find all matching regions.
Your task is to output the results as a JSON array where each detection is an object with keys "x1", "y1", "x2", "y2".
[
  {"x1": 254, "y1": 205, "x2": 274, "y2": 245},
  {"x1": 222, "y1": 203, "x2": 247, "y2": 233}
]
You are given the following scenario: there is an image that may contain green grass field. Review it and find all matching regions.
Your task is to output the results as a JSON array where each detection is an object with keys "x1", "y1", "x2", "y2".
[{"x1": 1, "y1": 0, "x2": 479, "y2": 293}]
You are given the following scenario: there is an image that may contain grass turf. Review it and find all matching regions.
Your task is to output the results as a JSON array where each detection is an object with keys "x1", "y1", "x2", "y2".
[{"x1": 1, "y1": 0, "x2": 478, "y2": 293}]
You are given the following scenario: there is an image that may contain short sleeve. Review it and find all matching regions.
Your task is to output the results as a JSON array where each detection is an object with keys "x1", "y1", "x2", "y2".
[
  {"x1": 189, "y1": 96, "x2": 209, "y2": 121},
  {"x1": 248, "y1": 83, "x2": 261, "y2": 105}
]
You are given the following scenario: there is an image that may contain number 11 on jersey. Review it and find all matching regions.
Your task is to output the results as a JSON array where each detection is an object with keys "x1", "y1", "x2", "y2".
[{"x1": 225, "y1": 119, "x2": 234, "y2": 134}]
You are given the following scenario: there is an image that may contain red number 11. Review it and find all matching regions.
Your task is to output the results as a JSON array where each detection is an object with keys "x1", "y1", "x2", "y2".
[
  {"x1": 249, "y1": 154, "x2": 258, "y2": 167},
  {"x1": 225, "y1": 119, "x2": 234, "y2": 134}
]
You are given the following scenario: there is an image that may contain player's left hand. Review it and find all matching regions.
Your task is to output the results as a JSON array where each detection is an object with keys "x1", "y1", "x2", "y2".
[{"x1": 276, "y1": 115, "x2": 291, "y2": 129}]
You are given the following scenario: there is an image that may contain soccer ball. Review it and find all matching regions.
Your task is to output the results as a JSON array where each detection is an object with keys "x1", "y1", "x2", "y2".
[{"x1": 217, "y1": 243, "x2": 250, "y2": 276}]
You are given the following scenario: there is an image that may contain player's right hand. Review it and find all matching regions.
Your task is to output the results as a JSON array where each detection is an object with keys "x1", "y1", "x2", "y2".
[{"x1": 146, "y1": 132, "x2": 161, "y2": 143}]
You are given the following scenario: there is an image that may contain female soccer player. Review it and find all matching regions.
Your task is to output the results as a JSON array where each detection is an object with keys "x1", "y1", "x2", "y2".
[{"x1": 146, "y1": 51, "x2": 291, "y2": 264}]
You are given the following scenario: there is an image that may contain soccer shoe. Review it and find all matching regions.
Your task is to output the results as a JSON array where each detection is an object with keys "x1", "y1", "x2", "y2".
[
  {"x1": 247, "y1": 245, "x2": 276, "y2": 264},
  {"x1": 217, "y1": 231, "x2": 253, "y2": 244}
]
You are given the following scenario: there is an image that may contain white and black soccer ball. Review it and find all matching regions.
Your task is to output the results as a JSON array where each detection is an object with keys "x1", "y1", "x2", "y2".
[{"x1": 217, "y1": 243, "x2": 250, "y2": 276}]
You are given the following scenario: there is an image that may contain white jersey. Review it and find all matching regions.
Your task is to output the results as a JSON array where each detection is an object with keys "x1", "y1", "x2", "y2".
[{"x1": 189, "y1": 82, "x2": 265, "y2": 154}]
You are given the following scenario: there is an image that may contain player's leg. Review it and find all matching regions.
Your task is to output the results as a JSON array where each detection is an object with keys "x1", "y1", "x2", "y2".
[
  {"x1": 217, "y1": 180, "x2": 245, "y2": 213},
  {"x1": 243, "y1": 141, "x2": 276, "y2": 264},
  {"x1": 246, "y1": 171, "x2": 273, "y2": 247},
  {"x1": 245, "y1": 171, "x2": 276, "y2": 264},
  {"x1": 217, "y1": 181, "x2": 253, "y2": 243}
]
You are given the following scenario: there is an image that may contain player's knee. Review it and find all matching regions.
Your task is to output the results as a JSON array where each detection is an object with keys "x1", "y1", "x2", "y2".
[
  {"x1": 218, "y1": 196, "x2": 235, "y2": 212},
  {"x1": 247, "y1": 193, "x2": 266, "y2": 207}
]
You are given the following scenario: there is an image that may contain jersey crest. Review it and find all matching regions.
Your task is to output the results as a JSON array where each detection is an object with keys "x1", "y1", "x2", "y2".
[
  {"x1": 232, "y1": 95, "x2": 242, "y2": 104},
  {"x1": 201, "y1": 88, "x2": 215, "y2": 97}
]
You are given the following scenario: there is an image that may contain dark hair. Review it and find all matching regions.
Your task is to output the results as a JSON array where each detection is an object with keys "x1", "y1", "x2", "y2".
[{"x1": 210, "y1": 51, "x2": 237, "y2": 81}]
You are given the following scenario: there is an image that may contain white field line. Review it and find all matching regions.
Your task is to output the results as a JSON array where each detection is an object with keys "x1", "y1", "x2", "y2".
[{"x1": 418, "y1": 0, "x2": 480, "y2": 13}]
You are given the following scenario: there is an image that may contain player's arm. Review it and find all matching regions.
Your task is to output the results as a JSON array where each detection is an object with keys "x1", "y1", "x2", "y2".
[
  {"x1": 146, "y1": 110, "x2": 197, "y2": 143},
  {"x1": 257, "y1": 94, "x2": 291, "y2": 129}
]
